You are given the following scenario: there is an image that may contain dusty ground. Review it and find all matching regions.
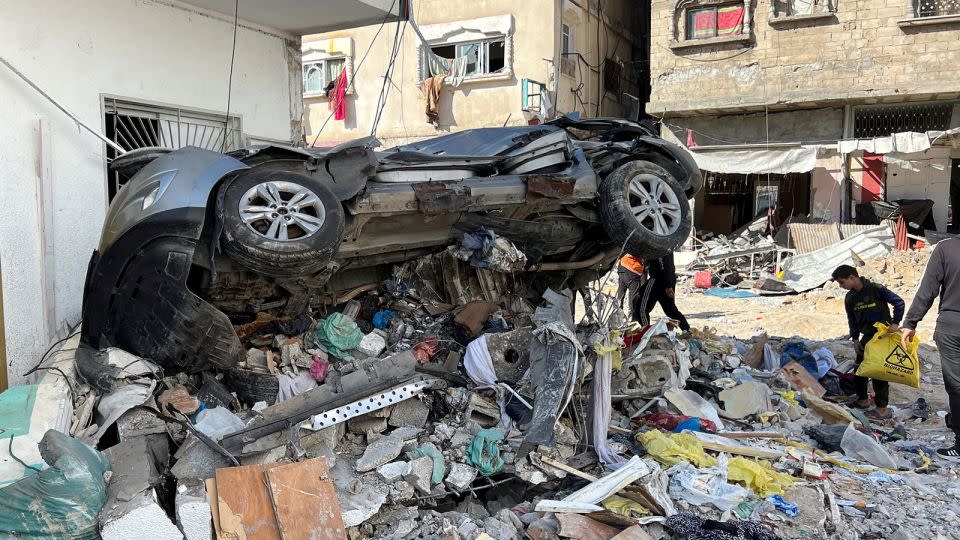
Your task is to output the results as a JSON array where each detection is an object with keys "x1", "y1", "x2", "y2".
[{"x1": 662, "y1": 248, "x2": 952, "y2": 416}]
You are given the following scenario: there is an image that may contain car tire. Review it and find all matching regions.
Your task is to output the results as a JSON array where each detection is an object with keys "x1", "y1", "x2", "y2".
[
  {"x1": 223, "y1": 369, "x2": 279, "y2": 406},
  {"x1": 634, "y1": 152, "x2": 703, "y2": 199},
  {"x1": 217, "y1": 169, "x2": 344, "y2": 278},
  {"x1": 598, "y1": 160, "x2": 692, "y2": 258}
]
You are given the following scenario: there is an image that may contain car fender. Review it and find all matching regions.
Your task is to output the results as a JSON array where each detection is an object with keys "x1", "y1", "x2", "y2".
[{"x1": 99, "y1": 146, "x2": 249, "y2": 252}]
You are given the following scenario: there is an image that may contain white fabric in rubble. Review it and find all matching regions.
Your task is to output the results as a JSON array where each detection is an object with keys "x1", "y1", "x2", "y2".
[
  {"x1": 689, "y1": 145, "x2": 818, "y2": 174},
  {"x1": 632, "y1": 318, "x2": 672, "y2": 354},
  {"x1": 93, "y1": 379, "x2": 156, "y2": 442},
  {"x1": 276, "y1": 371, "x2": 318, "y2": 403},
  {"x1": 464, "y1": 335, "x2": 515, "y2": 430},
  {"x1": 667, "y1": 454, "x2": 748, "y2": 511},
  {"x1": 591, "y1": 335, "x2": 626, "y2": 469}
]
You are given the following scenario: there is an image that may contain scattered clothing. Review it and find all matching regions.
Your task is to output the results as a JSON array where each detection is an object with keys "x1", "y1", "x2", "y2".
[
  {"x1": 467, "y1": 429, "x2": 505, "y2": 476},
  {"x1": 313, "y1": 313, "x2": 364, "y2": 358},
  {"x1": 373, "y1": 310, "x2": 396, "y2": 330},
  {"x1": 665, "y1": 512, "x2": 782, "y2": 540}
]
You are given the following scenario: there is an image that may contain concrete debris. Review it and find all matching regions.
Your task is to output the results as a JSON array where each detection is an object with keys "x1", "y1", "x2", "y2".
[{"x1": 18, "y1": 247, "x2": 960, "y2": 540}]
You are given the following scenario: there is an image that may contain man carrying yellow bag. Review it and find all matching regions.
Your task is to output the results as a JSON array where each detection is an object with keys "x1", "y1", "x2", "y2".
[
  {"x1": 902, "y1": 237, "x2": 960, "y2": 459},
  {"x1": 833, "y1": 264, "x2": 905, "y2": 421}
]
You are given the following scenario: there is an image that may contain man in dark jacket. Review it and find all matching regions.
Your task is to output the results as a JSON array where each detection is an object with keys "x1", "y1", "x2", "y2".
[
  {"x1": 833, "y1": 264, "x2": 905, "y2": 420},
  {"x1": 637, "y1": 253, "x2": 690, "y2": 331},
  {"x1": 902, "y1": 237, "x2": 960, "y2": 457}
]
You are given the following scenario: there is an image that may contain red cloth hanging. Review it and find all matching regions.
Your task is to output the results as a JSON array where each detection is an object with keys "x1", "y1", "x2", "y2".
[{"x1": 328, "y1": 68, "x2": 348, "y2": 121}]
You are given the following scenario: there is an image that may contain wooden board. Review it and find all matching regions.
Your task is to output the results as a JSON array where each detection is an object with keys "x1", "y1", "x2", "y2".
[
  {"x1": 216, "y1": 464, "x2": 281, "y2": 540},
  {"x1": 265, "y1": 458, "x2": 347, "y2": 540}
]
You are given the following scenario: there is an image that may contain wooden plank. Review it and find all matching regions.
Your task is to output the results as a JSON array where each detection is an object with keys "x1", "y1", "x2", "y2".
[
  {"x1": 716, "y1": 431, "x2": 784, "y2": 439},
  {"x1": 539, "y1": 456, "x2": 599, "y2": 482},
  {"x1": 206, "y1": 477, "x2": 224, "y2": 540},
  {"x1": 265, "y1": 458, "x2": 347, "y2": 540},
  {"x1": 697, "y1": 439, "x2": 783, "y2": 459},
  {"x1": 216, "y1": 464, "x2": 281, "y2": 540}
]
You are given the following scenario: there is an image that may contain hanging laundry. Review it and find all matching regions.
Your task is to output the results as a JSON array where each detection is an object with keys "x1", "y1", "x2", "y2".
[
  {"x1": 421, "y1": 74, "x2": 445, "y2": 123},
  {"x1": 328, "y1": 68, "x2": 348, "y2": 121}
]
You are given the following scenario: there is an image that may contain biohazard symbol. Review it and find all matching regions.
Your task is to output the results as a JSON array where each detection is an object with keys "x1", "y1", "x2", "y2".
[{"x1": 884, "y1": 345, "x2": 915, "y2": 370}]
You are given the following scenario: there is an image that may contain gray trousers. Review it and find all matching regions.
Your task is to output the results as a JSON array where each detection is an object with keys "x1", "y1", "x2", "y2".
[{"x1": 935, "y1": 332, "x2": 960, "y2": 440}]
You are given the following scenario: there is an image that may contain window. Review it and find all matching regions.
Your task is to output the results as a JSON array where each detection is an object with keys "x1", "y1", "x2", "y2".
[
  {"x1": 303, "y1": 58, "x2": 346, "y2": 95},
  {"x1": 771, "y1": 0, "x2": 834, "y2": 17},
  {"x1": 913, "y1": 0, "x2": 960, "y2": 17},
  {"x1": 103, "y1": 97, "x2": 242, "y2": 201},
  {"x1": 853, "y1": 103, "x2": 954, "y2": 138},
  {"x1": 686, "y1": 3, "x2": 745, "y2": 39},
  {"x1": 562, "y1": 23, "x2": 574, "y2": 54},
  {"x1": 428, "y1": 39, "x2": 505, "y2": 78}
]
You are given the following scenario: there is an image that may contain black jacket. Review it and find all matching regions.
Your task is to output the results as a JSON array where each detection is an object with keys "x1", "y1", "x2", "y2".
[
  {"x1": 644, "y1": 253, "x2": 677, "y2": 289},
  {"x1": 905, "y1": 238, "x2": 960, "y2": 335},
  {"x1": 844, "y1": 279, "x2": 905, "y2": 340}
]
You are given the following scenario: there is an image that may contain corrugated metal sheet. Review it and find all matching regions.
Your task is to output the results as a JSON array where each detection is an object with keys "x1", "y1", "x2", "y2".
[
  {"x1": 786, "y1": 223, "x2": 892, "y2": 254},
  {"x1": 779, "y1": 225, "x2": 895, "y2": 293}
]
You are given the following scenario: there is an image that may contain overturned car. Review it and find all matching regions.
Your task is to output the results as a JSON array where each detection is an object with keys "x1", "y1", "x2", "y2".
[{"x1": 79, "y1": 117, "x2": 701, "y2": 375}]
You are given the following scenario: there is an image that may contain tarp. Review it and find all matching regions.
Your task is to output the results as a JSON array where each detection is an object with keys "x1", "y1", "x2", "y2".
[
  {"x1": 778, "y1": 225, "x2": 894, "y2": 292},
  {"x1": 837, "y1": 128, "x2": 960, "y2": 155},
  {"x1": 689, "y1": 146, "x2": 818, "y2": 174}
]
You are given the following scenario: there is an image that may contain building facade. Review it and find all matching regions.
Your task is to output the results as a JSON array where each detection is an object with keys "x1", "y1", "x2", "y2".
[
  {"x1": 648, "y1": 0, "x2": 960, "y2": 236},
  {"x1": 0, "y1": 0, "x2": 308, "y2": 386},
  {"x1": 303, "y1": 0, "x2": 648, "y2": 148}
]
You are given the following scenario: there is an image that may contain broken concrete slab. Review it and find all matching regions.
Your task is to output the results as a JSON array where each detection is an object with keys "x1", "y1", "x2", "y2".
[
  {"x1": 446, "y1": 462, "x2": 479, "y2": 491},
  {"x1": 356, "y1": 434, "x2": 405, "y2": 472},
  {"x1": 176, "y1": 483, "x2": 212, "y2": 540},
  {"x1": 388, "y1": 397, "x2": 430, "y2": 428},
  {"x1": 171, "y1": 435, "x2": 234, "y2": 482},
  {"x1": 347, "y1": 415, "x2": 389, "y2": 434},
  {"x1": 332, "y1": 458, "x2": 388, "y2": 527},
  {"x1": 378, "y1": 460, "x2": 413, "y2": 482},
  {"x1": 406, "y1": 455, "x2": 434, "y2": 494},
  {"x1": 100, "y1": 435, "x2": 182, "y2": 540}
]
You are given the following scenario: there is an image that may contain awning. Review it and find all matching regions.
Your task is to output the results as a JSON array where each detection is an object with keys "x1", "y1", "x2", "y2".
[
  {"x1": 179, "y1": 0, "x2": 406, "y2": 36},
  {"x1": 689, "y1": 145, "x2": 819, "y2": 175}
]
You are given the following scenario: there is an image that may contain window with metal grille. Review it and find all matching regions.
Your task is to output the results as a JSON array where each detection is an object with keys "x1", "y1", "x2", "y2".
[
  {"x1": 852, "y1": 103, "x2": 953, "y2": 138},
  {"x1": 104, "y1": 97, "x2": 242, "y2": 201},
  {"x1": 913, "y1": 0, "x2": 960, "y2": 17}
]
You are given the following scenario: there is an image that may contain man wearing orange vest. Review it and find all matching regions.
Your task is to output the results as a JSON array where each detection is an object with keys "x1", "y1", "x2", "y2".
[{"x1": 617, "y1": 253, "x2": 690, "y2": 331}]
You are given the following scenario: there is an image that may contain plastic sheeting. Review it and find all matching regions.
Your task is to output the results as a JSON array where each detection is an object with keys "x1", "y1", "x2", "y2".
[
  {"x1": 689, "y1": 145, "x2": 818, "y2": 174},
  {"x1": 778, "y1": 225, "x2": 894, "y2": 292},
  {"x1": 0, "y1": 430, "x2": 110, "y2": 539}
]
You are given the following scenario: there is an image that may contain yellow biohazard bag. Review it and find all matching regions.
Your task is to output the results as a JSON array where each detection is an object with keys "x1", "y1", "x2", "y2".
[{"x1": 856, "y1": 323, "x2": 921, "y2": 388}]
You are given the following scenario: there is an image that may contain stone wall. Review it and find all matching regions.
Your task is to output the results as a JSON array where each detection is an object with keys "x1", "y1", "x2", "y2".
[{"x1": 649, "y1": 0, "x2": 960, "y2": 115}]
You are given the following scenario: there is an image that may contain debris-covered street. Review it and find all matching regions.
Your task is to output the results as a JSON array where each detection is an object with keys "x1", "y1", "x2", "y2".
[{"x1": 3, "y1": 0, "x2": 960, "y2": 539}]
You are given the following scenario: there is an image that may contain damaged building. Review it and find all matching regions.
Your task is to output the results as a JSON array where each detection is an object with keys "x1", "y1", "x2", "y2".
[{"x1": 648, "y1": 0, "x2": 960, "y2": 237}]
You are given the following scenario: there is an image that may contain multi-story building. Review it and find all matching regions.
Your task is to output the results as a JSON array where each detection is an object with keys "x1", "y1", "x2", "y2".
[
  {"x1": 648, "y1": 0, "x2": 960, "y2": 236},
  {"x1": 302, "y1": 0, "x2": 649, "y2": 149}
]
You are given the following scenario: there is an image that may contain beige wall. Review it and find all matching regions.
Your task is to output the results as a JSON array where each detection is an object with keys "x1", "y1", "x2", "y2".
[
  {"x1": 303, "y1": 0, "x2": 639, "y2": 148},
  {"x1": 649, "y1": 0, "x2": 960, "y2": 115}
]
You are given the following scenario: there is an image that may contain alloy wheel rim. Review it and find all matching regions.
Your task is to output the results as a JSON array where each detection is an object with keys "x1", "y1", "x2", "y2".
[
  {"x1": 627, "y1": 173, "x2": 682, "y2": 236},
  {"x1": 238, "y1": 181, "x2": 326, "y2": 241}
]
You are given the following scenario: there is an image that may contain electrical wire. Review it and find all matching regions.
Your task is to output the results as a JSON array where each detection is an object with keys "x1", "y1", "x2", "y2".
[
  {"x1": 370, "y1": 18, "x2": 407, "y2": 137},
  {"x1": 8, "y1": 435, "x2": 42, "y2": 474},
  {"x1": 23, "y1": 329, "x2": 81, "y2": 377},
  {"x1": 309, "y1": 0, "x2": 398, "y2": 147},
  {"x1": 221, "y1": 0, "x2": 239, "y2": 153}
]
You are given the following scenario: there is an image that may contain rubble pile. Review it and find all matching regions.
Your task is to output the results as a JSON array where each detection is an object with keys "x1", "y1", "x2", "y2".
[{"x1": 3, "y1": 249, "x2": 960, "y2": 540}]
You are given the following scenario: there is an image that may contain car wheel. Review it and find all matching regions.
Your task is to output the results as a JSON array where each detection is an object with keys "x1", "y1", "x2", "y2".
[
  {"x1": 598, "y1": 160, "x2": 692, "y2": 258},
  {"x1": 217, "y1": 169, "x2": 344, "y2": 278},
  {"x1": 223, "y1": 369, "x2": 279, "y2": 406}
]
